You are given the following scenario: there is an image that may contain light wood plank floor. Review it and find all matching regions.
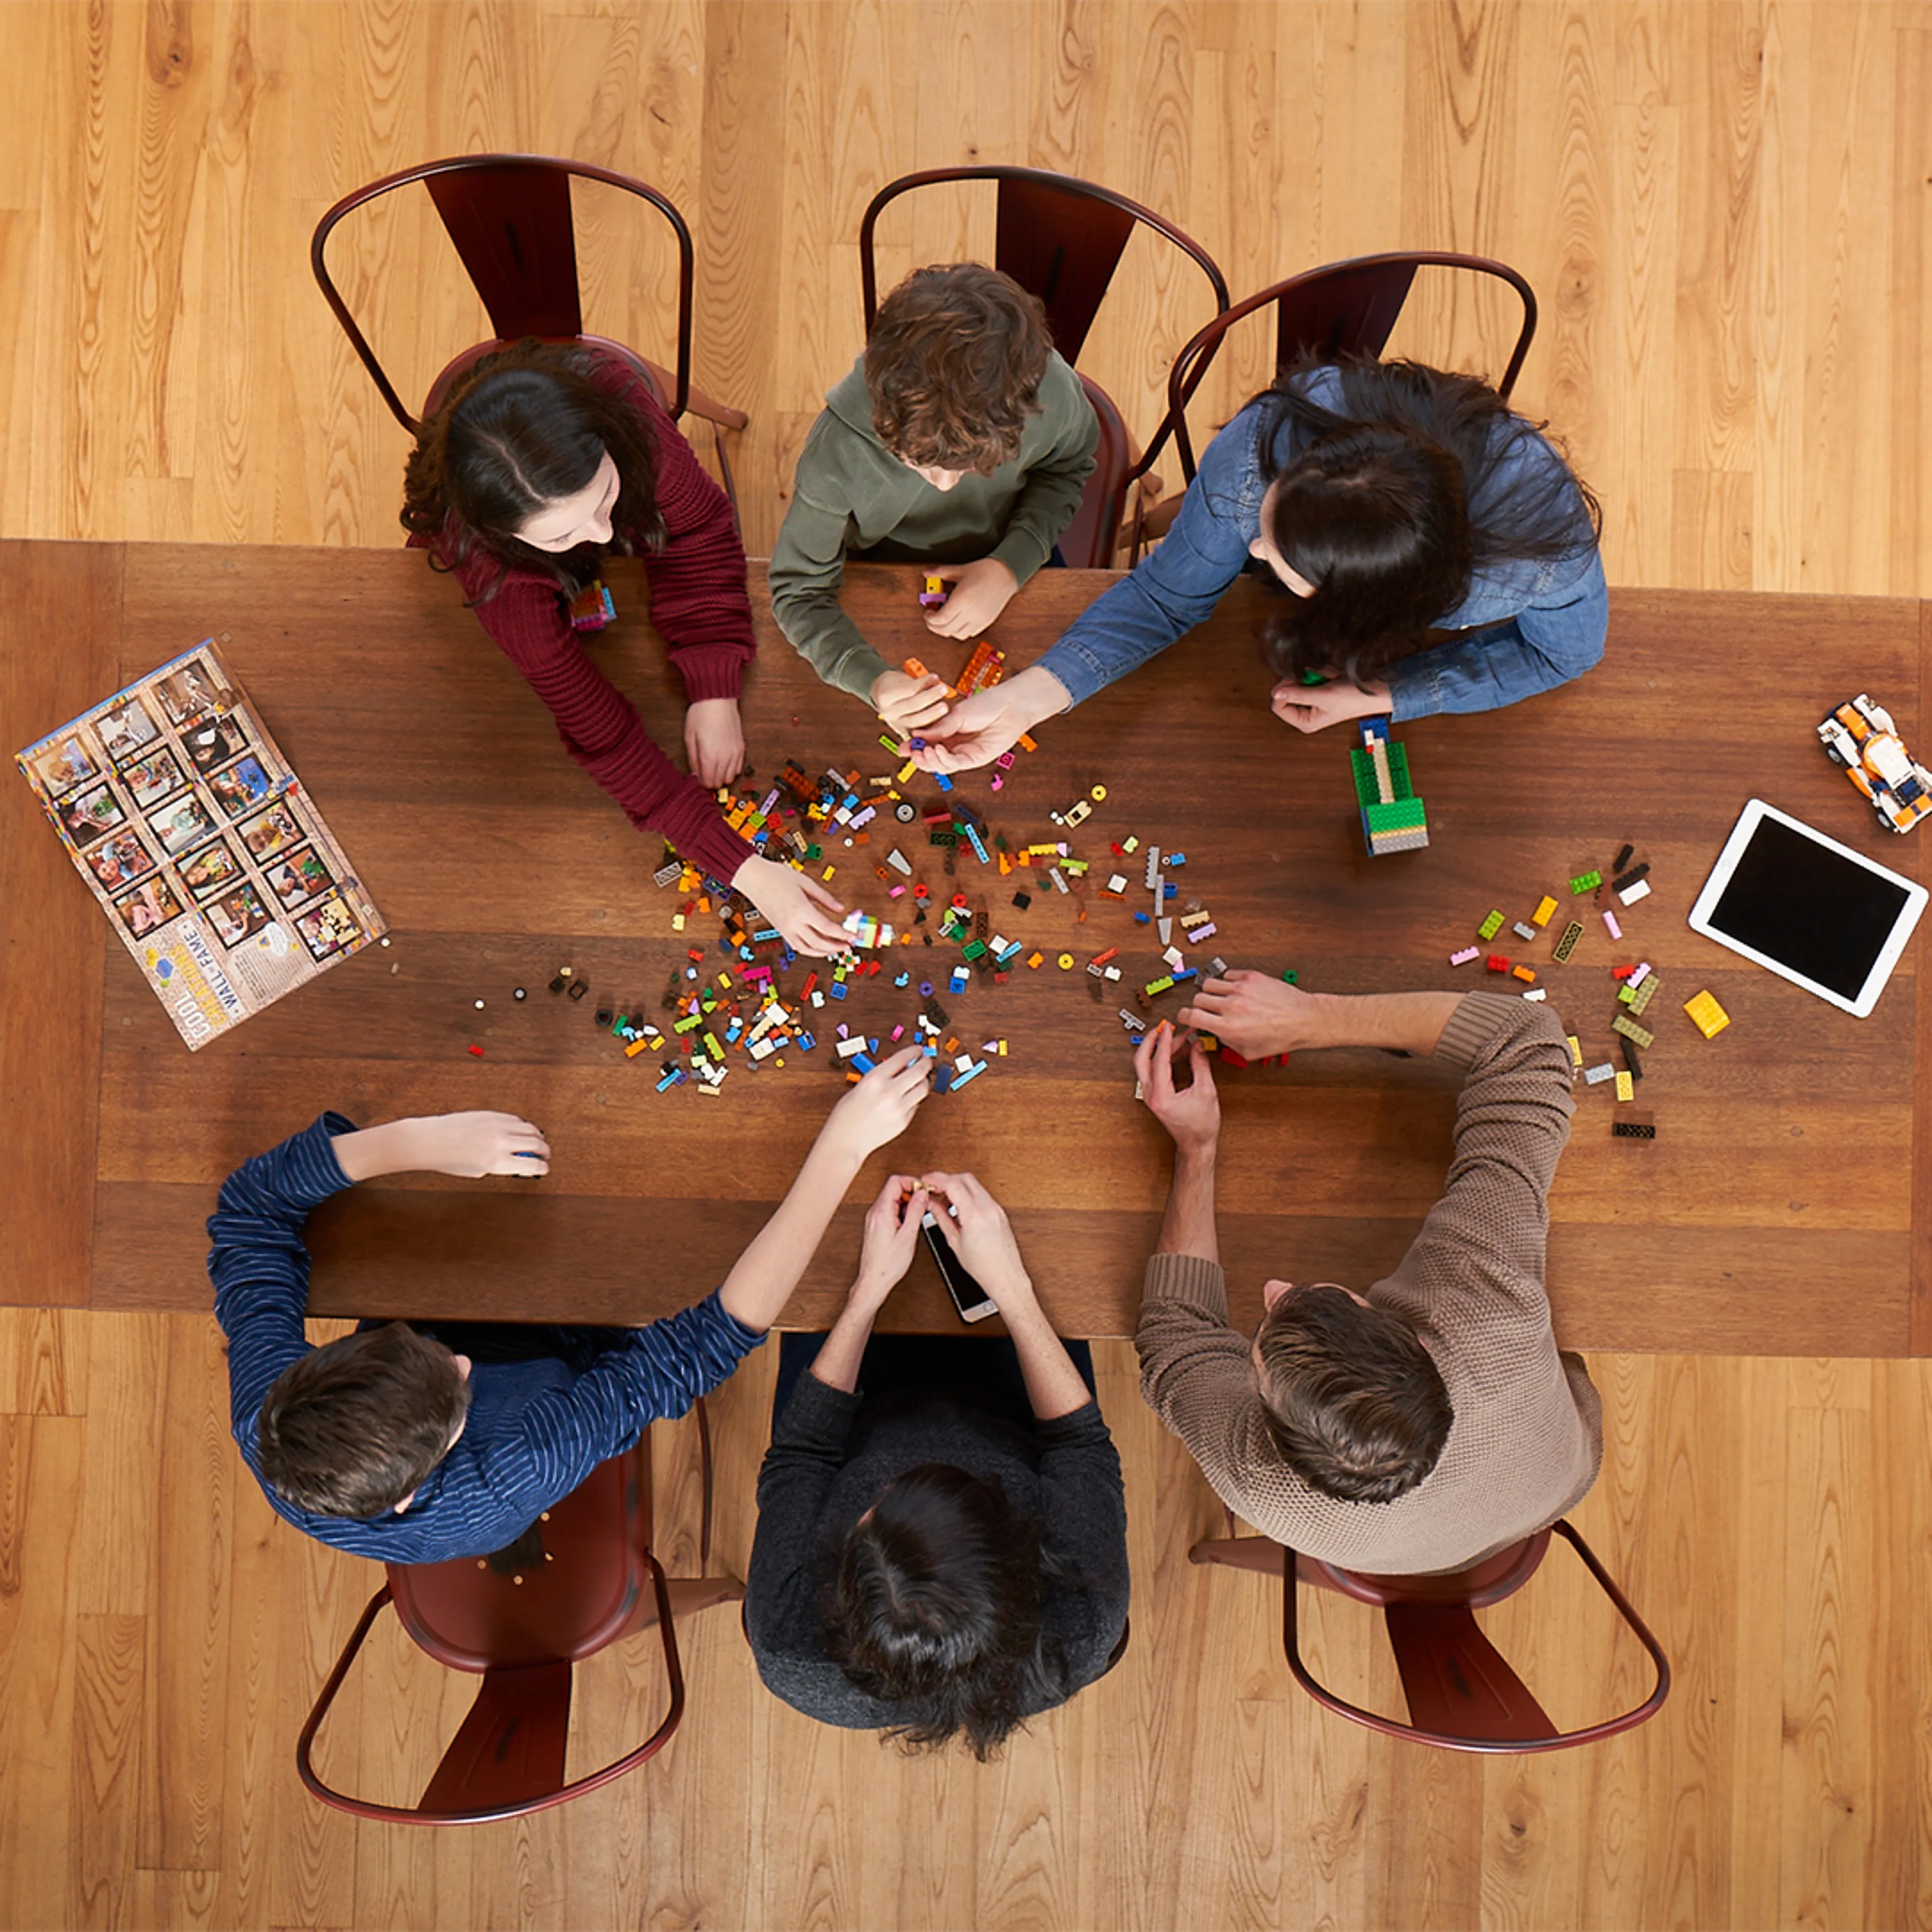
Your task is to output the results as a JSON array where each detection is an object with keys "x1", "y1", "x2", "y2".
[{"x1": 3, "y1": 5, "x2": 1931, "y2": 1927}]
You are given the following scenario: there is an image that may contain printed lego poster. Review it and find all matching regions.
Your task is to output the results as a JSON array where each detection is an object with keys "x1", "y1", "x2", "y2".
[{"x1": 14, "y1": 641, "x2": 387, "y2": 1050}]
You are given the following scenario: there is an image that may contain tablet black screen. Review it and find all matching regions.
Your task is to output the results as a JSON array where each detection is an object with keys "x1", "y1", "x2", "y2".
[{"x1": 1707, "y1": 816, "x2": 1911, "y2": 999}]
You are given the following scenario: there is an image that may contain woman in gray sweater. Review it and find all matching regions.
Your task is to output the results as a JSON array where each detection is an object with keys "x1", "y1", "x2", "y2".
[{"x1": 745, "y1": 1173, "x2": 1130, "y2": 1759}]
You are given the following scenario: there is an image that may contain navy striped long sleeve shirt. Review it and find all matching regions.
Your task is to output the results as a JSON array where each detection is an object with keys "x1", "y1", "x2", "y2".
[{"x1": 210, "y1": 1113, "x2": 763, "y2": 1563}]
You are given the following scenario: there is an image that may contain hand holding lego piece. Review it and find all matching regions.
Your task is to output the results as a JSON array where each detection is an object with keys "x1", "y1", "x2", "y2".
[
  {"x1": 1270, "y1": 675, "x2": 1392, "y2": 734},
  {"x1": 334, "y1": 1111, "x2": 551, "y2": 1182},
  {"x1": 922, "y1": 557, "x2": 1019, "y2": 639},
  {"x1": 910, "y1": 665, "x2": 1068, "y2": 772},
  {"x1": 869, "y1": 668, "x2": 954, "y2": 735},
  {"x1": 731, "y1": 854, "x2": 851, "y2": 957},
  {"x1": 848, "y1": 1175, "x2": 930, "y2": 1312},
  {"x1": 1177, "y1": 970, "x2": 1318, "y2": 1058},
  {"x1": 822, "y1": 1044, "x2": 933, "y2": 1165},
  {"x1": 1133, "y1": 1022, "x2": 1221, "y2": 1152},
  {"x1": 684, "y1": 697, "x2": 745, "y2": 789}
]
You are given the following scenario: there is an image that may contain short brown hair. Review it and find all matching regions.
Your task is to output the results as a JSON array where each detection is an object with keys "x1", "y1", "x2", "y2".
[
  {"x1": 866, "y1": 264, "x2": 1053, "y2": 474},
  {"x1": 1254, "y1": 1288, "x2": 1452, "y2": 1503},
  {"x1": 256, "y1": 1323, "x2": 470, "y2": 1518}
]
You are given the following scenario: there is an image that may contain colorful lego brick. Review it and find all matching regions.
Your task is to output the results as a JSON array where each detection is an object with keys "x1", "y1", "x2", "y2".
[
  {"x1": 1485, "y1": 954, "x2": 1512, "y2": 973},
  {"x1": 1511, "y1": 964, "x2": 1537, "y2": 984},
  {"x1": 1349, "y1": 720, "x2": 1428, "y2": 855},
  {"x1": 1511, "y1": 921, "x2": 1538, "y2": 941},
  {"x1": 1612, "y1": 1013, "x2": 1655, "y2": 1049},
  {"x1": 1684, "y1": 989, "x2": 1731, "y2": 1038},
  {"x1": 1532, "y1": 896, "x2": 1559, "y2": 928},
  {"x1": 1582, "y1": 1061, "x2": 1617, "y2": 1085},
  {"x1": 918, "y1": 574, "x2": 948, "y2": 609},
  {"x1": 1617, "y1": 877, "x2": 1653, "y2": 906},
  {"x1": 1567, "y1": 1034, "x2": 1583, "y2": 1067},
  {"x1": 1478, "y1": 910, "x2": 1506, "y2": 941},
  {"x1": 1614, "y1": 1070, "x2": 1635, "y2": 1101},
  {"x1": 1552, "y1": 921, "x2": 1584, "y2": 962},
  {"x1": 1611, "y1": 1119, "x2": 1657, "y2": 1139},
  {"x1": 1602, "y1": 909, "x2": 1623, "y2": 939},
  {"x1": 1449, "y1": 945, "x2": 1481, "y2": 966},
  {"x1": 1628, "y1": 974, "x2": 1660, "y2": 1016},
  {"x1": 1570, "y1": 870, "x2": 1602, "y2": 894}
]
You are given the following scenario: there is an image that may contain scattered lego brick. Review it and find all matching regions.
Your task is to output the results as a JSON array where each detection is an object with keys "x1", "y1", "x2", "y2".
[
  {"x1": 1553, "y1": 922, "x2": 1584, "y2": 962},
  {"x1": 1570, "y1": 870, "x2": 1602, "y2": 894},
  {"x1": 1684, "y1": 989, "x2": 1731, "y2": 1038}
]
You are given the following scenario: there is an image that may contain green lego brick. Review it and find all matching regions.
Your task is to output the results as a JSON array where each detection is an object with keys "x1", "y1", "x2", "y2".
[
  {"x1": 1612, "y1": 1013, "x2": 1656, "y2": 1049},
  {"x1": 1629, "y1": 974, "x2": 1660, "y2": 1015},
  {"x1": 1364, "y1": 797, "x2": 1428, "y2": 832},
  {"x1": 1478, "y1": 910, "x2": 1506, "y2": 940},
  {"x1": 1570, "y1": 870, "x2": 1602, "y2": 894}
]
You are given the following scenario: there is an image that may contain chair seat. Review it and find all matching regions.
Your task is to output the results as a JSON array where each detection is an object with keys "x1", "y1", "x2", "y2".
[{"x1": 392, "y1": 1447, "x2": 648, "y2": 1671}]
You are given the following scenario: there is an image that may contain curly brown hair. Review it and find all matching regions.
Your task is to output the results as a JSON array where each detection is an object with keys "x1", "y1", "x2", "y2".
[
  {"x1": 399, "y1": 339, "x2": 666, "y2": 601},
  {"x1": 866, "y1": 264, "x2": 1052, "y2": 475}
]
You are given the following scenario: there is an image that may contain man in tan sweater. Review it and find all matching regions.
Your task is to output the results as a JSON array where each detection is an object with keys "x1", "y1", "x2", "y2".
[{"x1": 1134, "y1": 979, "x2": 1601, "y2": 1576}]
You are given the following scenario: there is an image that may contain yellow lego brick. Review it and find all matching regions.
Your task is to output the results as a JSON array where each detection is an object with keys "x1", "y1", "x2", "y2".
[
  {"x1": 671, "y1": 913, "x2": 686, "y2": 932},
  {"x1": 1533, "y1": 895, "x2": 1559, "y2": 927},
  {"x1": 1684, "y1": 989, "x2": 1731, "y2": 1038},
  {"x1": 1567, "y1": 1034, "x2": 1583, "y2": 1067},
  {"x1": 1615, "y1": 1070, "x2": 1634, "y2": 1101},
  {"x1": 822, "y1": 865, "x2": 837, "y2": 881}
]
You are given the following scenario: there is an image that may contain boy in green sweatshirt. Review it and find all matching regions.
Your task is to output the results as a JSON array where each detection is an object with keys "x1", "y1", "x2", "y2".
[{"x1": 768, "y1": 263, "x2": 1099, "y2": 735}]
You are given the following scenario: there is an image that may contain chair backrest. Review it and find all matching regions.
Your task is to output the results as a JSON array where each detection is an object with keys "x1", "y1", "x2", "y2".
[
  {"x1": 310, "y1": 152, "x2": 695, "y2": 433},
  {"x1": 1284, "y1": 1519, "x2": 1670, "y2": 1754},
  {"x1": 1158, "y1": 251, "x2": 1540, "y2": 487},
  {"x1": 857, "y1": 165, "x2": 1231, "y2": 365},
  {"x1": 295, "y1": 1435, "x2": 687, "y2": 1824}
]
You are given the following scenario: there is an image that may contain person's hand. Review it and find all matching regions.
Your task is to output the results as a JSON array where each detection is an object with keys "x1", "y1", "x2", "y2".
[
  {"x1": 869, "y1": 669, "x2": 953, "y2": 736},
  {"x1": 820, "y1": 1044, "x2": 933, "y2": 1165},
  {"x1": 684, "y1": 697, "x2": 746, "y2": 788},
  {"x1": 848, "y1": 1175, "x2": 929, "y2": 1312},
  {"x1": 908, "y1": 666, "x2": 1067, "y2": 774},
  {"x1": 923, "y1": 557, "x2": 1019, "y2": 639},
  {"x1": 919, "y1": 1170, "x2": 1033, "y2": 1310},
  {"x1": 1133, "y1": 1022, "x2": 1221, "y2": 1152},
  {"x1": 1177, "y1": 969, "x2": 1322, "y2": 1058},
  {"x1": 732, "y1": 855, "x2": 851, "y2": 957},
  {"x1": 1269, "y1": 676, "x2": 1392, "y2": 734},
  {"x1": 404, "y1": 1112, "x2": 551, "y2": 1178}
]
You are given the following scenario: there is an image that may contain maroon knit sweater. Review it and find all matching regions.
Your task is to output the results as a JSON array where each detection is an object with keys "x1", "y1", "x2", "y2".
[{"x1": 411, "y1": 356, "x2": 756, "y2": 882}]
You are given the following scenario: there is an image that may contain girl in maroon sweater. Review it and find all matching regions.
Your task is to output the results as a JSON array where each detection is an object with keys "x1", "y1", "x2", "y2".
[{"x1": 402, "y1": 341, "x2": 850, "y2": 954}]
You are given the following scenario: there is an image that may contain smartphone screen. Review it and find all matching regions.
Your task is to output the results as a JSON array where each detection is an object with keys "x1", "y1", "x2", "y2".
[{"x1": 920, "y1": 1210, "x2": 999, "y2": 1323}]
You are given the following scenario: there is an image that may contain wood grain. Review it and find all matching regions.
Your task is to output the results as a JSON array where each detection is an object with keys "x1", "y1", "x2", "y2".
[{"x1": 5, "y1": 6, "x2": 1932, "y2": 1928}]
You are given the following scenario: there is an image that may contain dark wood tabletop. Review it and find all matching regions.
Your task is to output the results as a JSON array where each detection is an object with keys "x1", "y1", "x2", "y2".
[{"x1": 5, "y1": 538, "x2": 1928, "y2": 1352}]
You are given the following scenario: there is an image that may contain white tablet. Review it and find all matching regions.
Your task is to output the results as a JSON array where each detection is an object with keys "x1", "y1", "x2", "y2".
[{"x1": 1687, "y1": 798, "x2": 1927, "y2": 1017}]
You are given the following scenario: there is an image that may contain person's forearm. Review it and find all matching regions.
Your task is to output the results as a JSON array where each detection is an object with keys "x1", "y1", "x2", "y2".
[
  {"x1": 717, "y1": 1137, "x2": 865, "y2": 1331},
  {"x1": 1001, "y1": 1294, "x2": 1092, "y2": 1421},
  {"x1": 998, "y1": 663, "x2": 1073, "y2": 726},
  {"x1": 809, "y1": 1298, "x2": 879, "y2": 1393},
  {"x1": 1295, "y1": 990, "x2": 1464, "y2": 1057},
  {"x1": 1155, "y1": 1144, "x2": 1219, "y2": 1264},
  {"x1": 331, "y1": 1119, "x2": 423, "y2": 1182}
]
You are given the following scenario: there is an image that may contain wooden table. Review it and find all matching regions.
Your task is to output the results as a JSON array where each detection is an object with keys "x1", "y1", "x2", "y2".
[{"x1": 5, "y1": 539, "x2": 1928, "y2": 1353}]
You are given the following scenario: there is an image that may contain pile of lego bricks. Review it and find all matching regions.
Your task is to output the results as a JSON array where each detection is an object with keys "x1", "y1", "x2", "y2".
[{"x1": 1448, "y1": 841, "x2": 1730, "y2": 1139}]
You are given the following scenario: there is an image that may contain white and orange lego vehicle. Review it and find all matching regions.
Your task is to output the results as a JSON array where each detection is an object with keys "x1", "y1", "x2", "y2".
[{"x1": 1818, "y1": 694, "x2": 1932, "y2": 833}]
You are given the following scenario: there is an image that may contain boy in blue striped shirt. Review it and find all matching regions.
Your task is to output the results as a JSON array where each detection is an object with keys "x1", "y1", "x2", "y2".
[{"x1": 211, "y1": 1048, "x2": 932, "y2": 1563}]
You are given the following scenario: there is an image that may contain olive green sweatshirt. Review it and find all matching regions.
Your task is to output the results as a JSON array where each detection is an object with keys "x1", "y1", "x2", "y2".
[{"x1": 767, "y1": 350, "x2": 1099, "y2": 700}]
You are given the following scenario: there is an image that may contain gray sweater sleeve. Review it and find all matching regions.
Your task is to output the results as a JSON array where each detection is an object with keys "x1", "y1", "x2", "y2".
[
  {"x1": 744, "y1": 1371, "x2": 859, "y2": 1660},
  {"x1": 1032, "y1": 1400, "x2": 1131, "y2": 1679}
]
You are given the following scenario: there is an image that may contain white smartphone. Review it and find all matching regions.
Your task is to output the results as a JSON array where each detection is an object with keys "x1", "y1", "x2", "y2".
[{"x1": 920, "y1": 1210, "x2": 998, "y2": 1323}]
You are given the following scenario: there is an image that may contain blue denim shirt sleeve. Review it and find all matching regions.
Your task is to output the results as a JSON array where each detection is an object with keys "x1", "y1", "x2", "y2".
[
  {"x1": 1033, "y1": 403, "x2": 1267, "y2": 706},
  {"x1": 1384, "y1": 548, "x2": 1607, "y2": 720}
]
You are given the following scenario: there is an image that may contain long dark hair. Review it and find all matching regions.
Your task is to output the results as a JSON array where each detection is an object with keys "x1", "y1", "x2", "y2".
[
  {"x1": 400, "y1": 339, "x2": 666, "y2": 602},
  {"x1": 822, "y1": 1463, "x2": 1070, "y2": 1760},
  {"x1": 1253, "y1": 354, "x2": 1601, "y2": 688}
]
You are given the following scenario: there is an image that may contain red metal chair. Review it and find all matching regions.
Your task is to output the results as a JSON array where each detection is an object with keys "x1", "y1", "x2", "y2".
[
  {"x1": 310, "y1": 152, "x2": 748, "y2": 503},
  {"x1": 296, "y1": 1413, "x2": 743, "y2": 1823},
  {"x1": 856, "y1": 165, "x2": 1231, "y2": 567},
  {"x1": 1137, "y1": 251, "x2": 1539, "y2": 547},
  {"x1": 1189, "y1": 1514, "x2": 1669, "y2": 1753}
]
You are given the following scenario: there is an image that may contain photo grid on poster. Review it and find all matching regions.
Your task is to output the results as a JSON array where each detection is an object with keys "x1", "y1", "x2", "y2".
[{"x1": 15, "y1": 642, "x2": 387, "y2": 1049}]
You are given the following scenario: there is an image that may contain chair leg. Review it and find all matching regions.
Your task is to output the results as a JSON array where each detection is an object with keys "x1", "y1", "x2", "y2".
[
  {"x1": 1188, "y1": 1536, "x2": 1287, "y2": 1577},
  {"x1": 695, "y1": 1394, "x2": 715, "y2": 1571},
  {"x1": 683, "y1": 381, "x2": 750, "y2": 431}
]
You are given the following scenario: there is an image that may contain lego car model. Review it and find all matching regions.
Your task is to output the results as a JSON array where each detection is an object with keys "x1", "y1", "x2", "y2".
[{"x1": 1817, "y1": 694, "x2": 1932, "y2": 833}]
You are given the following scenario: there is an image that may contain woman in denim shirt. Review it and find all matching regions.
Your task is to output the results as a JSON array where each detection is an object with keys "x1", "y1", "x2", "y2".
[{"x1": 914, "y1": 357, "x2": 1605, "y2": 769}]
